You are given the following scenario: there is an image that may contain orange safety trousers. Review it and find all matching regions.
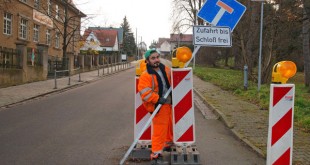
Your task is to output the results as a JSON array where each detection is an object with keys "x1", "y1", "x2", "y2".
[{"x1": 152, "y1": 104, "x2": 173, "y2": 153}]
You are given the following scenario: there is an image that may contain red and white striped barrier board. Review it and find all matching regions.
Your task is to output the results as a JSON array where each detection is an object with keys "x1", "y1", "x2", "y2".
[
  {"x1": 267, "y1": 84, "x2": 295, "y2": 165},
  {"x1": 172, "y1": 68, "x2": 195, "y2": 144},
  {"x1": 134, "y1": 77, "x2": 152, "y2": 143}
]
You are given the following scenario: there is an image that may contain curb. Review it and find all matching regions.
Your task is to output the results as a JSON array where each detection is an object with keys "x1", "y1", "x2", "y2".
[
  {"x1": 193, "y1": 88, "x2": 234, "y2": 128},
  {"x1": 193, "y1": 88, "x2": 266, "y2": 158}
]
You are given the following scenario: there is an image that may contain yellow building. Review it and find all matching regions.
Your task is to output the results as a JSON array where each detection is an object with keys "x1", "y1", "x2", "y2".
[
  {"x1": 0, "y1": 0, "x2": 85, "y2": 59},
  {"x1": 0, "y1": 0, "x2": 86, "y2": 87}
]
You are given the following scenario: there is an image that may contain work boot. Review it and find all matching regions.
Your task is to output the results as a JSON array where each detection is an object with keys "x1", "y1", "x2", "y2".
[
  {"x1": 150, "y1": 152, "x2": 163, "y2": 164},
  {"x1": 150, "y1": 152, "x2": 161, "y2": 160}
]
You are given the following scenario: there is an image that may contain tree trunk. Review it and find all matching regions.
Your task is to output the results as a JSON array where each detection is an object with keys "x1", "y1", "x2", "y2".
[
  {"x1": 303, "y1": 7, "x2": 310, "y2": 87},
  {"x1": 262, "y1": 17, "x2": 276, "y2": 84},
  {"x1": 245, "y1": 2, "x2": 260, "y2": 79}
]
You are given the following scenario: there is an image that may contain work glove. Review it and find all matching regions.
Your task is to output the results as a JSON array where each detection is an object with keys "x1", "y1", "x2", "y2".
[{"x1": 157, "y1": 97, "x2": 167, "y2": 104}]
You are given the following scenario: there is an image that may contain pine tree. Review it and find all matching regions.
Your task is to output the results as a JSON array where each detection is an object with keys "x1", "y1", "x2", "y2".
[{"x1": 121, "y1": 16, "x2": 136, "y2": 57}]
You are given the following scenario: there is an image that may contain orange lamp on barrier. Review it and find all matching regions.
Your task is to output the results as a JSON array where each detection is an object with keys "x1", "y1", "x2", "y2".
[
  {"x1": 172, "y1": 46, "x2": 192, "y2": 68},
  {"x1": 272, "y1": 61, "x2": 297, "y2": 84},
  {"x1": 136, "y1": 59, "x2": 146, "y2": 76}
]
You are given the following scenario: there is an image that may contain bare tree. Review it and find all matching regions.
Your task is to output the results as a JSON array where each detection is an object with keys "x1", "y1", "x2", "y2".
[
  {"x1": 171, "y1": 0, "x2": 204, "y2": 34},
  {"x1": 303, "y1": 0, "x2": 310, "y2": 87},
  {"x1": 39, "y1": 0, "x2": 86, "y2": 68}
]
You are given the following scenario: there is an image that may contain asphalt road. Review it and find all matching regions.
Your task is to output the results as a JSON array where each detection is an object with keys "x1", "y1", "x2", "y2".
[{"x1": 0, "y1": 68, "x2": 265, "y2": 165}]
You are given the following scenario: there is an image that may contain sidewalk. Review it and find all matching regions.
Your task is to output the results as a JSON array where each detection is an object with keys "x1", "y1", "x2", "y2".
[
  {"x1": 0, "y1": 63, "x2": 309, "y2": 164},
  {"x1": 0, "y1": 63, "x2": 132, "y2": 108}
]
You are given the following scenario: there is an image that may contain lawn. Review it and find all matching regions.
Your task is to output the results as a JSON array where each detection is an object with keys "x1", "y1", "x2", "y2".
[{"x1": 193, "y1": 65, "x2": 310, "y2": 132}]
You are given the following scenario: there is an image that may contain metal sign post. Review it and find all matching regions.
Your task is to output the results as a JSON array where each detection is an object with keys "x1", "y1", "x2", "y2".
[{"x1": 252, "y1": 0, "x2": 266, "y2": 91}]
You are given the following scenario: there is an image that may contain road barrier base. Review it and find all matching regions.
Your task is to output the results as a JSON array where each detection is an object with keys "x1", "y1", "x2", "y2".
[
  {"x1": 170, "y1": 145, "x2": 201, "y2": 165},
  {"x1": 129, "y1": 143, "x2": 152, "y2": 160}
]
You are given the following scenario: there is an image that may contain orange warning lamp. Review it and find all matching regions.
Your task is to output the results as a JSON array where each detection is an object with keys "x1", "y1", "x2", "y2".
[
  {"x1": 172, "y1": 46, "x2": 192, "y2": 68},
  {"x1": 272, "y1": 61, "x2": 297, "y2": 84},
  {"x1": 135, "y1": 59, "x2": 145, "y2": 76}
]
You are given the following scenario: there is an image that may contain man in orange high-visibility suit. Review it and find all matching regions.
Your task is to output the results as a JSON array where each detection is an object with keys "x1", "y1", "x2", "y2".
[{"x1": 138, "y1": 49, "x2": 173, "y2": 163}]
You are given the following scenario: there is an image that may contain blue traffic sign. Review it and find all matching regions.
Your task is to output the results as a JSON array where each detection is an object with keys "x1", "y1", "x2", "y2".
[{"x1": 197, "y1": 0, "x2": 246, "y2": 31}]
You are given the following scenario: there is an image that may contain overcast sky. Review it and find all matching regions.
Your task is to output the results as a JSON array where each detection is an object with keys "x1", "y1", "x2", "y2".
[{"x1": 75, "y1": 0, "x2": 173, "y2": 48}]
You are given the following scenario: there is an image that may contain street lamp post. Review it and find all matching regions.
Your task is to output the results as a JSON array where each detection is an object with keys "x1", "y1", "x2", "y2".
[{"x1": 136, "y1": 28, "x2": 138, "y2": 60}]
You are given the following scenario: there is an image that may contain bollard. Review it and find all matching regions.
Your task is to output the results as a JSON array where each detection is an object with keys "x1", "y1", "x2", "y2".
[
  {"x1": 102, "y1": 63, "x2": 105, "y2": 76},
  {"x1": 267, "y1": 84, "x2": 295, "y2": 165},
  {"x1": 68, "y1": 70, "x2": 71, "y2": 85},
  {"x1": 244, "y1": 65, "x2": 248, "y2": 90},
  {"x1": 54, "y1": 70, "x2": 57, "y2": 89},
  {"x1": 98, "y1": 66, "x2": 100, "y2": 76},
  {"x1": 78, "y1": 70, "x2": 82, "y2": 82}
]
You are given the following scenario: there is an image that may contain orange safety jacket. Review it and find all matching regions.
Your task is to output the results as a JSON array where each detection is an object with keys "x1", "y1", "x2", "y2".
[{"x1": 138, "y1": 63, "x2": 171, "y2": 112}]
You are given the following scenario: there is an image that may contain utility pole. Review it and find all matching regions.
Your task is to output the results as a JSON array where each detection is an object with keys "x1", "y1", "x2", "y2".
[{"x1": 136, "y1": 28, "x2": 138, "y2": 60}]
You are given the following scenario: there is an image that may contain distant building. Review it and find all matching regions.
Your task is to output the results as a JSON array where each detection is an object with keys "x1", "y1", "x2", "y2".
[
  {"x1": 138, "y1": 41, "x2": 147, "y2": 59},
  {"x1": 156, "y1": 38, "x2": 171, "y2": 56},
  {"x1": 155, "y1": 34, "x2": 193, "y2": 56},
  {"x1": 170, "y1": 34, "x2": 193, "y2": 50},
  {"x1": 80, "y1": 28, "x2": 121, "y2": 52}
]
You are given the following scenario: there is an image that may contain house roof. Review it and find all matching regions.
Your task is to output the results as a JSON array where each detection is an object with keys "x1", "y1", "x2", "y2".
[
  {"x1": 156, "y1": 38, "x2": 170, "y2": 48},
  {"x1": 82, "y1": 29, "x2": 118, "y2": 47},
  {"x1": 170, "y1": 34, "x2": 193, "y2": 42},
  {"x1": 88, "y1": 27, "x2": 124, "y2": 44}
]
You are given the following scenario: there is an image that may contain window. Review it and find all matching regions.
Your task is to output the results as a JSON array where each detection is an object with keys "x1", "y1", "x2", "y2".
[
  {"x1": 33, "y1": 24, "x2": 39, "y2": 42},
  {"x1": 46, "y1": 29, "x2": 51, "y2": 45},
  {"x1": 56, "y1": 5, "x2": 59, "y2": 19},
  {"x1": 19, "y1": 18, "x2": 28, "y2": 40},
  {"x1": 3, "y1": 12, "x2": 12, "y2": 35},
  {"x1": 47, "y1": 0, "x2": 51, "y2": 15},
  {"x1": 55, "y1": 33, "x2": 60, "y2": 48},
  {"x1": 34, "y1": 0, "x2": 40, "y2": 9}
]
